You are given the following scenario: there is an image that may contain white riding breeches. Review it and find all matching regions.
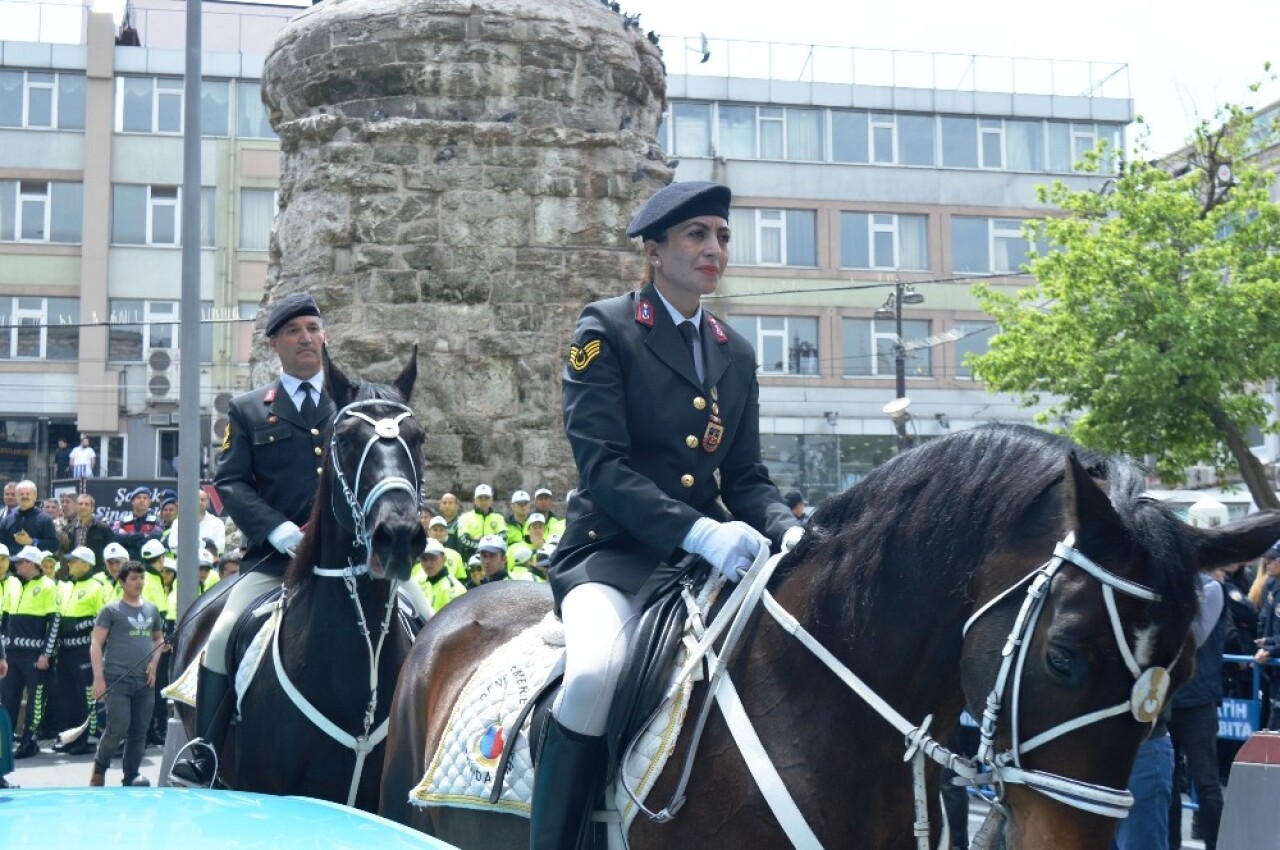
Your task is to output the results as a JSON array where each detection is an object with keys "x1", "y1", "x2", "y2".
[
  {"x1": 554, "y1": 582, "x2": 645, "y2": 737},
  {"x1": 204, "y1": 571, "x2": 279, "y2": 675}
]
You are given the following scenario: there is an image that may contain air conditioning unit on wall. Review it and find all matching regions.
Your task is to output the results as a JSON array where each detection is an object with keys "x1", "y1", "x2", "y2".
[{"x1": 147, "y1": 348, "x2": 179, "y2": 404}]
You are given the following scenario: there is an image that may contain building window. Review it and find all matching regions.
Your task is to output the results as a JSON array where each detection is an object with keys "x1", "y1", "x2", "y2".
[
  {"x1": 728, "y1": 208, "x2": 817, "y2": 267},
  {"x1": 979, "y1": 118, "x2": 1004, "y2": 169},
  {"x1": 940, "y1": 116, "x2": 978, "y2": 168},
  {"x1": 239, "y1": 188, "x2": 277, "y2": 251},
  {"x1": 831, "y1": 110, "x2": 869, "y2": 163},
  {"x1": 108, "y1": 299, "x2": 216, "y2": 363},
  {"x1": 0, "y1": 297, "x2": 79, "y2": 360},
  {"x1": 898, "y1": 113, "x2": 935, "y2": 166},
  {"x1": 953, "y1": 321, "x2": 996, "y2": 379},
  {"x1": 725, "y1": 315, "x2": 820, "y2": 376},
  {"x1": 1006, "y1": 120, "x2": 1044, "y2": 171},
  {"x1": 718, "y1": 104, "x2": 756, "y2": 158},
  {"x1": 0, "y1": 180, "x2": 83, "y2": 243},
  {"x1": 951, "y1": 216, "x2": 1039, "y2": 275},
  {"x1": 0, "y1": 70, "x2": 84, "y2": 130},
  {"x1": 116, "y1": 76, "x2": 183, "y2": 134},
  {"x1": 871, "y1": 112, "x2": 896, "y2": 164},
  {"x1": 672, "y1": 101, "x2": 711, "y2": 157},
  {"x1": 841, "y1": 317, "x2": 932, "y2": 378},
  {"x1": 201, "y1": 79, "x2": 230, "y2": 137},
  {"x1": 786, "y1": 108, "x2": 824, "y2": 161},
  {"x1": 840, "y1": 212, "x2": 929, "y2": 270},
  {"x1": 236, "y1": 80, "x2": 275, "y2": 139},
  {"x1": 112, "y1": 185, "x2": 186, "y2": 246}
]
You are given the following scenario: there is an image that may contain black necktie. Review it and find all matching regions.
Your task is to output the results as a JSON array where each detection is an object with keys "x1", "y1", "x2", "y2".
[
  {"x1": 299, "y1": 382, "x2": 317, "y2": 424},
  {"x1": 678, "y1": 321, "x2": 704, "y2": 383}
]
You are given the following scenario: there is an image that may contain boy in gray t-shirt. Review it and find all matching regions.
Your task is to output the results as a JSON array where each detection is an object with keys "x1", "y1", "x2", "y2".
[{"x1": 90, "y1": 561, "x2": 163, "y2": 787}]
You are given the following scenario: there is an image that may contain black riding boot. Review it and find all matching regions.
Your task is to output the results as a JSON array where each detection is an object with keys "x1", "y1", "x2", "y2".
[
  {"x1": 529, "y1": 718, "x2": 606, "y2": 850},
  {"x1": 169, "y1": 666, "x2": 232, "y2": 787}
]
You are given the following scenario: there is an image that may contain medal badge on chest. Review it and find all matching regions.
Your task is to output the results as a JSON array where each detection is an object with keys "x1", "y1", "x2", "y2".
[{"x1": 703, "y1": 415, "x2": 724, "y2": 453}]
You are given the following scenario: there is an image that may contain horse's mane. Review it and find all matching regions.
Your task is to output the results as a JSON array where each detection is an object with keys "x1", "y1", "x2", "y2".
[
  {"x1": 284, "y1": 377, "x2": 410, "y2": 589},
  {"x1": 781, "y1": 423, "x2": 1199, "y2": 651}
]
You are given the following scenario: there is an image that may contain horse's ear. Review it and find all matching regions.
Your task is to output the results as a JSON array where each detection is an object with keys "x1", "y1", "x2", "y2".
[
  {"x1": 1188, "y1": 510, "x2": 1280, "y2": 571},
  {"x1": 392, "y1": 344, "x2": 418, "y2": 404},
  {"x1": 325, "y1": 345, "x2": 354, "y2": 407},
  {"x1": 1061, "y1": 451, "x2": 1122, "y2": 544}
]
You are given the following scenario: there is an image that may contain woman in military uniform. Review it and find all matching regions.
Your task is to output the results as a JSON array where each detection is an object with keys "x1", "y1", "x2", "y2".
[{"x1": 530, "y1": 182, "x2": 798, "y2": 849}]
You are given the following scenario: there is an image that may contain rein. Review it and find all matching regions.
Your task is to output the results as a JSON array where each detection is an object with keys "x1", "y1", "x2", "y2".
[
  {"x1": 633, "y1": 531, "x2": 1172, "y2": 849},
  {"x1": 272, "y1": 397, "x2": 421, "y2": 808}
]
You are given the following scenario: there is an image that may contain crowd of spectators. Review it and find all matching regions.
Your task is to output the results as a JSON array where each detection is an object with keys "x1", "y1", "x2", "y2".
[
  {"x1": 0, "y1": 477, "x2": 566, "y2": 785},
  {"x1": 0, "y1": 480, "x2": 238, "y2": 786}
]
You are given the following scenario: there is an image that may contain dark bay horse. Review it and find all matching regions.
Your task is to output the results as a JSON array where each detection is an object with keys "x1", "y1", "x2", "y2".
[
  {"x1": 171, "y1": 351, "x2": 425, "y2": 811},
  {"x1": 380, "y1": 424, "x2": 1280, "y2": 849}
]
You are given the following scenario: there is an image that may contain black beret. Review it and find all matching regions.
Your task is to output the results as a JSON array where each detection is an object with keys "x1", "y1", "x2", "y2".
[
  {"x1": 1265, "y1": 541, "x2": 1280, "y2": 559},
  {"x1": 783, "y1": 490, "x2": 806, "y2": 509},
  {"x1": 626, "y1": 181, "x2": 732, "y2": 240},
  {"x1": 264, "y1": 293, "x2": 322, "y2": 337}
]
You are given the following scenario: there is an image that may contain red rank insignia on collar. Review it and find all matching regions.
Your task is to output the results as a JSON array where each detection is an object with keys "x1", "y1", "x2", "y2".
[
  {"x1": 635, "y1": 298, "x2": 655, "y2": 327},
  {"x1": 705, "y1": 313, "x2": 728, "y2": 344},
  {"x1": 264, "y1": 387, "x2": 277, "y2": 403}
]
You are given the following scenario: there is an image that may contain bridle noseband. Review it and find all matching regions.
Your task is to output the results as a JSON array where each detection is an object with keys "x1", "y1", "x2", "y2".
[{"x1": 961, "y1": 531, "x2": 1177, "y2": 821}]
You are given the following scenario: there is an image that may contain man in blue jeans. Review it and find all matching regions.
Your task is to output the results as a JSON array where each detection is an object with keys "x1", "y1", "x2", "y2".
[
  {"x1": 1110, "y1": 717, "x2": 1173, "y2": 850},
  {"x1": 1167, "y1": 571, "x2": 1226, "y2": 850}
]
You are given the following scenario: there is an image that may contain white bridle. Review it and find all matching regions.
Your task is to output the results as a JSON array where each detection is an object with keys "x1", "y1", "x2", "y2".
[
  {"x1": 960, "y1": 532, "x2": 1177, "y2": 825},
  {"x1": 631, "y1": 530, "x2": 1176, "y2": 849},
  {"x1": 275, "y1": 396, "x2": 422, "y2": 807},
  {"x1": 327, "y1": 398, "x2": 421, "y2": 554}
]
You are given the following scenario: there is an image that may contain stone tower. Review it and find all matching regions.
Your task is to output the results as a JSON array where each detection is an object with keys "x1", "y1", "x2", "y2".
[{"x1": 258, "y1": 0, "x2": 670, "y2": 498}]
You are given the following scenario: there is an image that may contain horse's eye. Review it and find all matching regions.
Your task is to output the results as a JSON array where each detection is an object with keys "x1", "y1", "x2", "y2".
[{"x1": 1046, "y1": 645, "x2": 1075, "y2": 678}]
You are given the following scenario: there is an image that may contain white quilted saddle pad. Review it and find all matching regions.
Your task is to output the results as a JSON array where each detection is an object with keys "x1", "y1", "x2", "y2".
[
  {"x1": 162, "y1": 601, "x2": 281, "y2": 715},
  {"x1": 410, "y1": 577, "x2": 723, "y2": 835}
]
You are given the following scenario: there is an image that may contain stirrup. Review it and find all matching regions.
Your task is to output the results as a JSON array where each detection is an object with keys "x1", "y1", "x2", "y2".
[{"x1": 168, "y1": 738, "x2": 221, "y2": 789}]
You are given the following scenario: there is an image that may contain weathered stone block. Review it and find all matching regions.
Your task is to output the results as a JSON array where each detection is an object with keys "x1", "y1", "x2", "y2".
[{"x1": 260, "y1": 0, "x2": 669, "y2": 495}]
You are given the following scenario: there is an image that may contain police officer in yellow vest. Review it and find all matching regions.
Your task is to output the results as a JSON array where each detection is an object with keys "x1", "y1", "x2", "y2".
[
  {"x1": 427, "y1": 516, "x2": 466, "y2": 582},
  {"x1": 455, "y1": 485, "x2": 507, "y2": 562},
  {"x1": 0, "y1": 546, "x2": 60, "y2": 758},
  {"x1": 410, "y1": 539, "x2": 466, "y2": 614},
  {"x1": 136, "y1": 539, "x2": 173, "y2": 619},
  {"x1": 55, "y1": 546, "x2": 110, "y2": 755}
]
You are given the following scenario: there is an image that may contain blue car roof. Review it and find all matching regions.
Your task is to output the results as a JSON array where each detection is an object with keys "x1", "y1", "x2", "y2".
[{"x1": 0, "y1": 788, "x2": 456, "y2": 849}]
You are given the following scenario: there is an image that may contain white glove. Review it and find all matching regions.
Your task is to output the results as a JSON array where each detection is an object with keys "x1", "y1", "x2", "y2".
[
  {"x1": 268, "y1": 521, "x2": 305, "y2": 557},
  {"x1": 781, "y1": 525, "x2": 804, "y2": 553},
  {"x1": 683, "y1": 518, "x2": 766, "y2": 583}
]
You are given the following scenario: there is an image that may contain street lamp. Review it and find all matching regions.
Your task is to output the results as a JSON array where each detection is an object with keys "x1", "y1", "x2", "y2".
[{"x1": 874, "y1": 281, "x2": 925, "y2": 450}]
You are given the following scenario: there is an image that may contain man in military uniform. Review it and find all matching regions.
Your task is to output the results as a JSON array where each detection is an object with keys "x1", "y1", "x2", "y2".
[
  {"x1": 171, "y1": 293, "x2": 336, "y2": 787},
  {"x1": 532, "y1": 181, "x2": 799, "y2": 849}
]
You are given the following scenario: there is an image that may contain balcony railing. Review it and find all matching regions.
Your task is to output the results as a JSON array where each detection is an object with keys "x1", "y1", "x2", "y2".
[{"x1": 660, "y1": 35, "x2": 1130, "y2": 100}]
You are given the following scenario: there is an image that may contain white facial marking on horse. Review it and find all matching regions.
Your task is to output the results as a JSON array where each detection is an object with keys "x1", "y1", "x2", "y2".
[{"x1": 1132, "y1": 624, "x2": 1160, "y2": 668}]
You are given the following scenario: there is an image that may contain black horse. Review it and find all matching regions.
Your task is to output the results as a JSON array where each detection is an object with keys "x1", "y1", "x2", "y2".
[
  {"x1": 171, "y1": 350, "x2": 425, "y2": 811},
  {"x1": 380, "y1": 423, "x2": 1280, "y2": 849}
]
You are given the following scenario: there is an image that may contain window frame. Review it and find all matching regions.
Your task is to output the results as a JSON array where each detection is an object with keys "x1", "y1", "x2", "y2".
[
  {"x1": 727, "y1": 314, "x2": 821, "y2": 377},
  {"x1": 16, "y1": 180, "x2": 51, "y2": 243},
  {"x1": 0, "y1": 296, "x2": 80, "y2": 361}
]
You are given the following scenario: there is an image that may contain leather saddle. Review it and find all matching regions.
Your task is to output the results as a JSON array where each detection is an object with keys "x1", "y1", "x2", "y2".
[{"x1": 489, "y1": 557, "x2": 706, "y2": 803}]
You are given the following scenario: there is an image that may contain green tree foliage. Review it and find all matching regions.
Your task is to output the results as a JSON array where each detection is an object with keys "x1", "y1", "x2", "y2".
[{"x1": 971, "y1": 95, "x2": 1280, "y2": 508}]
